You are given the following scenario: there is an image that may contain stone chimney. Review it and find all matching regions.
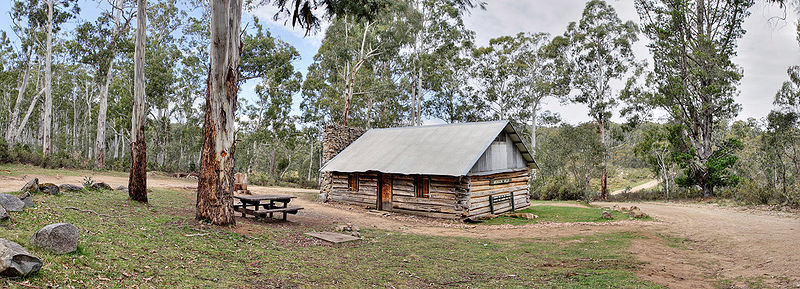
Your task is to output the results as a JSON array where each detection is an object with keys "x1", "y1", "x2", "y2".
[{"x1": 318, "y1": 124, "x2": 366, "y2": 202}]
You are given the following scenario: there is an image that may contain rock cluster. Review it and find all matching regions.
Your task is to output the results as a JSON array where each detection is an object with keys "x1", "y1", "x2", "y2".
[
  {"x1": 319, "y1": 124, "x2": 366, "y2": 202},
  {"x1": 59, "y1": 184, "x2": 83, "y2": 192},
  {"x1": 38, "y1": 183, "x2": 59, "y2": 195},
  {"x1": 629, "y1": 206, "x2": 648, "y2": 218},
  {"x1": 90, "y1": 182, "x2": 112, "y2": 191}
]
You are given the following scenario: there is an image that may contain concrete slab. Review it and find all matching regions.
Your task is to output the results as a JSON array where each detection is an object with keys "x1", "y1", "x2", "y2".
[{"x1": 305, "y1": 232, "x2": 360, "y2": 243}]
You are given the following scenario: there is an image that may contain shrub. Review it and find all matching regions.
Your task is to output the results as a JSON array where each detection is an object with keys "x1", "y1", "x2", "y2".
[
  {"x1": 530, "y1": 176, "x2": 588, "y2": 201},
  {"x1": 0, "y1": 139, "x2": 10, "y2": 164}
]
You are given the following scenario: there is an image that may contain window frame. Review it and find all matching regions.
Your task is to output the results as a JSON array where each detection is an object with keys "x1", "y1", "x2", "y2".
[
  {"x1": 415, "y1": 175, "x2": 430, "y2": 198},
  {"x1": 348, "y1": 173, "x2": 359, "y2": 191}
]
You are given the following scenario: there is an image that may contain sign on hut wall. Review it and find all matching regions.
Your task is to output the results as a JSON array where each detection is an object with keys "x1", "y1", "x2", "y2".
[{"x1": 490, "y1": 178, "x2": 512, "y2": 185}]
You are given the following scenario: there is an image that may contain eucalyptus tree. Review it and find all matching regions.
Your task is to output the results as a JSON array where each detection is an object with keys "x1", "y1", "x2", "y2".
[
  {"x1": 561, "y1": 0, "x2": 638, "y2": 199},
  {"x1": 129, "y1": 0, "x2": 147, "y2": 203},
  {"x1": 635, "y1": 0, "x2": 752, "y2": 197},
  {"x1": 240, "y1": 18, "x2": 302, "y2": 176},
  {"x1": 415, "y1": 0, "x2": 478, "y2": 124},
  {"x1": 68, "y1": 0, "x2": 133, "y2": 168},
  {"x1": 6, "y1": 0, "x2": 77, "y2": 146},
  {"x1": 301, "y1": 2, "x2": 417, "y2": 128}
]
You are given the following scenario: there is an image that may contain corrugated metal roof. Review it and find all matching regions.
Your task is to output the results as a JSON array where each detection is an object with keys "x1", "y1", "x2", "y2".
[{"x1": 320, "y1": 120, "x2": 536, "y2": 176}]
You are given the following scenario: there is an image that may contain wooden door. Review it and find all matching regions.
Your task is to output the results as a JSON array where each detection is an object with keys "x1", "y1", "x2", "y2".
[{"x1": 379, "y1": 174, "x2": 392, "y2": 211}]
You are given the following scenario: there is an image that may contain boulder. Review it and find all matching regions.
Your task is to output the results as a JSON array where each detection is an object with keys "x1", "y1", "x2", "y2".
[
  {"x1": 0, "y1": 207, "x2": 8, "y2": 221},
  {"x1": 116, "y1": 185, "x2": 128, "y2": 192},
  {"x1": 38, "y1": 183, "x2": 59, "y2": 195},
  {"x1": 505, "y1": 212, "x2": 539, "y2": 219},
  {"x1": 0, "y1": 239, "x2": 41, "y2": 277},
  {"x1": 629, "y1": 206, "x2": 648, "y2": 219},
  {"x1": 601, "y1": 211, "x2": 613, "y2": 219},
  {"x1": 90, "y1": 182, "x2": 112, "y2": 191},
  {"x1": 0, "y1": 193, "x2": 25, "y2": 212},
  {"x1": 30, "y1": 223, "x2": 79, "y2": 254},
  {"x1": 20, "y1": 178, "x2": 39, "y2": 193},
  {"x1": 18, "y1": 193, "x2": 34, "y2": 208},
  {"x1": 59, "y1": 184, "x2": 83, "y2": 192}
]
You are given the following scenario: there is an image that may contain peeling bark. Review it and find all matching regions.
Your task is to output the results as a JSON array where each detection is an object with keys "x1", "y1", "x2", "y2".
[{"x1": 195, "y1": 0, "x2": 242, "y2": 226}]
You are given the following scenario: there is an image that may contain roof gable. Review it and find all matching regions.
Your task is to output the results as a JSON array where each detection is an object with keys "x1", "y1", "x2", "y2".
[{"x1": 320, "y1": 120, "x2": 536, "y2": 176}]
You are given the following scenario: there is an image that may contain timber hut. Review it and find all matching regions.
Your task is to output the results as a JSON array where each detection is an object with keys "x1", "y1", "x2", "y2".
[{"x1": 320, "y1": 120, "x2": 536, "y2": 220}]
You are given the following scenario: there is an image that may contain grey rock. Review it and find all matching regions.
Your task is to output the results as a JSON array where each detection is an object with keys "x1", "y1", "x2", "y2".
[
  {"x1": 30, "y1": 223, "x2": 79, "y2": 254},
  {"x1": 38, "y1": 183, "x2": 59, "y2": 195},
  {"x1": 20, "y1": 178, "x2": 39, "y2": 193},
  {"x1": 59, "y1": 184, "x2": 83, "y2": 192},
  {"x1": 601, "y1": 211, "x2": 613, "y2": 220},
  {"x1": 18, "y1": 193, "x2": 33, "y2": 208},
  {"x1": 0, "y1": 239, "x2": 41, "y2": 277},
  {"x1": 90, "y1": 182, "x2": 112, "y2": 191},
  {"x1": 0, "y1": 207, "x2": 8, "y2": 221},
  {"x1": 0, "y1": 193, "x2": 25, "y2": 212},
  {"x1": 116, "y1": 185, "x2": 128, "y2": 192}
]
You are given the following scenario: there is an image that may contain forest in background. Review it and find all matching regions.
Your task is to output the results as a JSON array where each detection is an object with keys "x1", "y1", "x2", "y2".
[{"x1": 0, "y1": 0, "x2": 798, "y2": 207}]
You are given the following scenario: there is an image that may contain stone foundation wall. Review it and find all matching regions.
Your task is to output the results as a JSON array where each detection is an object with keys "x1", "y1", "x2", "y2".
[{"x1": 319, "y1": 124, "x2": 366, "y2": 202}]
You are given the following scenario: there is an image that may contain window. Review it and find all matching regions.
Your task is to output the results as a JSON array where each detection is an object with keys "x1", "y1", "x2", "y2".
[
  {"x1": 415, "y1": 175, "x2": 430, "y2": 198},
  {"x1": 494, "y1": 133, "x2": 507, "y2": 143},
  {"x1": 348, "y1": 173, "x2": 359, "y2": 191}
]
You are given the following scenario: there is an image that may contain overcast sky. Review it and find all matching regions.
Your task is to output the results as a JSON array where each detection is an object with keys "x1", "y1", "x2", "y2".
[{"x1": 2, "y1": 1, "x2": 797, "y2": 125}]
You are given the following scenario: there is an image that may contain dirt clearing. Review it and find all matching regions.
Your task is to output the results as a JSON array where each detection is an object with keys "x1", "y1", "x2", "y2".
[{"x1": 3, "y1": 169, "x2": 799, "y2": 288}]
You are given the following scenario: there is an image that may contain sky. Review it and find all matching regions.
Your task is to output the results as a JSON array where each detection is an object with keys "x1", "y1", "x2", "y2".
[{"x1": 1, "y1": 0, "x2": 798, "y2": 125}]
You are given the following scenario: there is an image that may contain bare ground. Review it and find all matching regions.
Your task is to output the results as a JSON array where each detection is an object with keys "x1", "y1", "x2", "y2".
[{"x1": 2, "y1": 171, "x2": 799, "y2": 288}]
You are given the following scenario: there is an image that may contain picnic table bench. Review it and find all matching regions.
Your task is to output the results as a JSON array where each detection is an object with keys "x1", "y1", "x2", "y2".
[{"x1": 233, "y1": 194, "x2": 303, "y2": 221}]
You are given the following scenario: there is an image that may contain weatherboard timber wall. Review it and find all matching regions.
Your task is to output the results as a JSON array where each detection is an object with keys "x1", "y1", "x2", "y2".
[
  {"x1": 469, "y1": 132, "x2": 528, "y2": 174},
  {"x1": 330, "y1": 172, "x2": 378, "y2": 207},
  {"x1": 466, "y1": 168, "x2": 531, "y2": 218},
  {"x1": 329, "y1": 172, "x2": 471, "y2": 218},
  {"x1": 319, "y1": 124, "x2": 366, "y2": 201}
]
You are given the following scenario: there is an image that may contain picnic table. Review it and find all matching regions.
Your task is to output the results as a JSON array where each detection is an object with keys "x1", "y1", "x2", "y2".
[{"x1": 233, "y1": 194, "x2": 303, "y2": 221}]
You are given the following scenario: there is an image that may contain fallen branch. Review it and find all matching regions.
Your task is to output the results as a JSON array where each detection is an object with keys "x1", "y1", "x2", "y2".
[
  {"x1": 184, "y1": 233, "x2": 209, "y2": 237},
  {"x1": 64, "y1": 207, "x2": 113, "y2": 218}
]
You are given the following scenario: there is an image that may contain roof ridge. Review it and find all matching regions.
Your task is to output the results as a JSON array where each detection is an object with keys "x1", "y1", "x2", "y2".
[{"x1": 369, "y1": 120, "x2": 509, "y2": 131}]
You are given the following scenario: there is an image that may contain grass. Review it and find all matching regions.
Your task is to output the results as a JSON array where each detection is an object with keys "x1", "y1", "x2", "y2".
[
  {"x1": 0, "y1": 163, "x2": 131, "y2": 178},
  {"x1": 591, "y1": 167, "x2": 655, "y2": 193},
  {"x1": 480, "y1": 205, "x2": 640, "y2": 226},
  {"x1": 655, "y1": 233, "x2": 693, "y2": 250},
  {"x1": 0, "y1": 165, "x2": 663, "y2": 288}
]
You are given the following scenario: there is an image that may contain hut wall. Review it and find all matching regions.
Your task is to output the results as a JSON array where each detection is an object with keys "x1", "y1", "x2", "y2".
[
  {"x1": 469, "y1": 132, "x2": 528, "y2": 174},
  {"x1": 329, "y1": 172, "x2": 378, "y2": 207},
  {"x1": 466, "y1": 168, "x2": 530, "y2": 218},
  {"x1": 388, "y1": 174, "x2": 470, "y2": 219}
]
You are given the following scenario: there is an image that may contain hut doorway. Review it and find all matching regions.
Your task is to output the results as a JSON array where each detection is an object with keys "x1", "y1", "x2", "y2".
[{"x1": 378, "y1": 173, "x2": 393, "y2": 211}]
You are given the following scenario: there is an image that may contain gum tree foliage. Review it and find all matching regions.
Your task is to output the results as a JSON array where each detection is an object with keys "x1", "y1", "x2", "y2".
[
  {"x1": 561, "y1": 0, "x2": 639, "y2": 199},
  {"x1": 239, "y1": 18, "x2": 302, "y2": 177},
  {"x1": 634, "y1": 0, "x2": 753, "y2": 197},
  {"x1": 416, "y1": 0, "x2": 480, "y2": 124},
  {"x1": 301, "y1": 2, "x2": 418, "y2": 128}
]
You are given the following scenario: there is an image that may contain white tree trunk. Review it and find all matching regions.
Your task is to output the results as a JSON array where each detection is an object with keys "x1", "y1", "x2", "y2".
[
  {"x1": 95, "y1": 0, "x2": 123, "y2": 169},
  {"x1": 196, "y1": 0, "x2": 242, "y2": 225},
  {"x1": 129, "y1": 0, "x2": 148, "y2": 202},
  {"x1": 42, "y1": 0, "x2": 54, "y2": 155}
]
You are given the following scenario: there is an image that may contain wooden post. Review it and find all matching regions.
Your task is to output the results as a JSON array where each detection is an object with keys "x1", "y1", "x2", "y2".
[
  {"x1": 489, "y1": 195, "x2": 494, "y2": 215},
  {"x1": 510, "y1": 191, "x2": 515, "y2": 212}
]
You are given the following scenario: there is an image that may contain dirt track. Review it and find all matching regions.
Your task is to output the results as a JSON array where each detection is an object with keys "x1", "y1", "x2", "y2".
[{"x1": 2, "y1": 172, "x2": 799, "y2": 288}]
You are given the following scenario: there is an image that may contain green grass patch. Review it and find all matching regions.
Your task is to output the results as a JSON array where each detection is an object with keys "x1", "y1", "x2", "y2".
[
  {"x1": 0, "y1": 169, "x2": 662, "y2": 288},
  {"x1": 655, "y1": 233, "x2": 692, "y2": 250},
  {"x1": 480, "y1": 205, "x2": 637, "y2": 226}
]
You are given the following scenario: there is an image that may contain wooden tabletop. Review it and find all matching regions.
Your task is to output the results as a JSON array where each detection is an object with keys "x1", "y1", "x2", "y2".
[{"x1": 234, "y1": 194, "x2": 296, "y2": 202}]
